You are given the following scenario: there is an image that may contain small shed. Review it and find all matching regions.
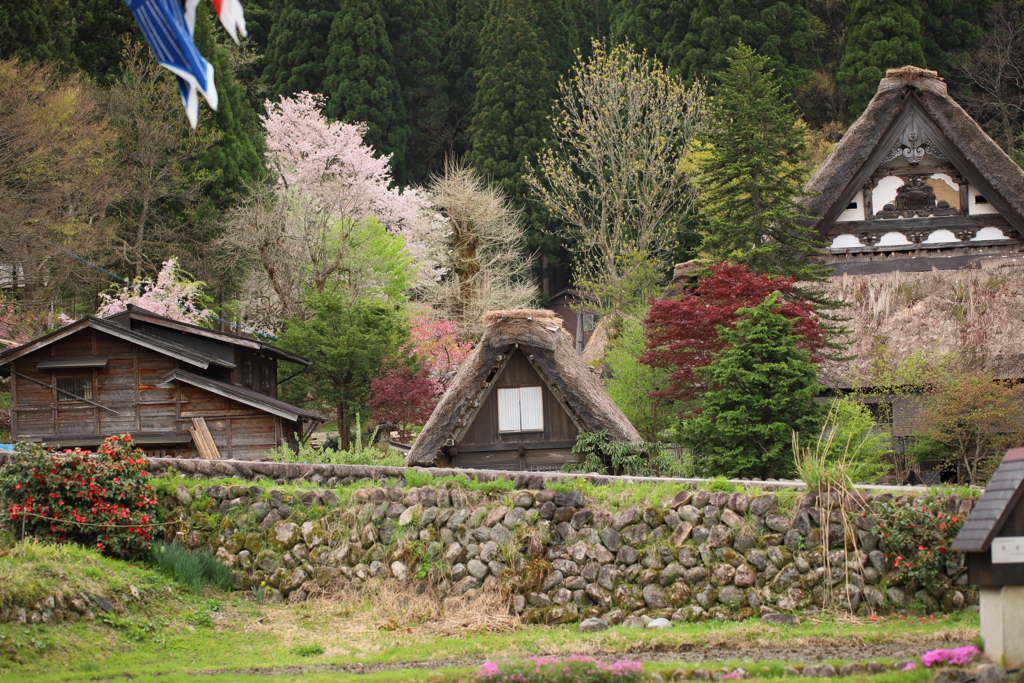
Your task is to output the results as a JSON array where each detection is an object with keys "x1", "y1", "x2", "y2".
[
  {"x1": 406, "y1": 309, "x2": 641, "y2": 470},
  {"x1": 951, "y1": 448, "x2": 1024, "y2": 666},
  {"x1": 0, "y1": 305, "x2": 325, "y2": 458}
]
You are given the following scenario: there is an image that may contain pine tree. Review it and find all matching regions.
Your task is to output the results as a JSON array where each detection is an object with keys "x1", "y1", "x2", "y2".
[
  {"x1": 695, "y1": 43, "x2": 827, "y2": 282},
  {"x1": 669, "y1": 0, "x2": 815, "y2": 94},
  {"x1": 191, "y1": 4, "x2": 266, "y2": 209},
  {"x1": 678, "y1": 292, "x2": 824, "y2": 479},
  {"x1": 919, "y1": 0, "x2": 989, "y2": 77},
  {"x1": 67, "y1": 0, "x2": 139, "y2": 84},
  {"x1": 263, "y1": 0, "x2": 337, "y2": 97},
  {"x1": 385, "y1": 0, "x2": 450, "y2": 184},
  {"x1": 0, "y1": 0, "x2": 74, "y2": 67},
  {"x1": 324, "y1": 0, "x2": 409, "y2": 174},
  {"x1": 466, "y1": 0, "x2": 556, "y2": 252},
  {"x1": 442, "y1": 0, "x2": 487, "y2": 158},
  {"x1": 609, "y1": 0, "x2": 691, "y2": 61},
  {"x1": 835, "y1": 0, "x2": 927, "y2": 118}
]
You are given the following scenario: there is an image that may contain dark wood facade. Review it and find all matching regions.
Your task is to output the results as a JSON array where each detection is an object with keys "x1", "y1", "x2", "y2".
[
  {"x1": 1, "y1": 308, "x2": 322, "y2": 459},
  {"x1": 450, "y1": 350, "x2": 581, "y2": 470}
]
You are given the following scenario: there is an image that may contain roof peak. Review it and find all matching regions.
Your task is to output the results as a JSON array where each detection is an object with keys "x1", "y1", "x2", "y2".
[{"x1": 879, "y1": 66, "x2": 947, "y2": 96}]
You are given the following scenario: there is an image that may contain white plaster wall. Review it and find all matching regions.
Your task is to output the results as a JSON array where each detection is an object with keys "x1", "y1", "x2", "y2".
[
  {"x1": 873, "y1": 176, "x2": 904, "y2": 209},
  {"x1": 877, "y1": 231, "x2": 912, "y2": 246},
  {"x1": 837, "y1": 190, "x2": 864, "y2": 222},
  {"x1": 973, "y1": 227, "x2": 1008, "y2": 241},
  {"x1": 831, "y1": 234, "x2": 863, "y2": 249},
  {"x1": 924, "y1": 229, "x2": 958, "y2": 244},
  {"x1": 968, "y1": 184, "x2": 999, "y2": 214}
]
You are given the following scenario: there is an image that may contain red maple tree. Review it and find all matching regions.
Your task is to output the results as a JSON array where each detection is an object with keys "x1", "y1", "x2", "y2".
[
  {"x1": 641, "y1": 262, "x2": 826, "y2": 406},
  {"x1": 368, "y1": 362, "x2": 438, "y2": 441}
]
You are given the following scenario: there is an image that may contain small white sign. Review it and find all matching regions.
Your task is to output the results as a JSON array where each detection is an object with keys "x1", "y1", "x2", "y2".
[{"x1": 992, "y1": 536, "x2": 1024, "y2": 564}]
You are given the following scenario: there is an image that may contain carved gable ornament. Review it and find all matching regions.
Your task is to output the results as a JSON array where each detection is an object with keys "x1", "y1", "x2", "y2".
[{"x1": 882, "y1": 113, "x2": 947, "y2": 166}]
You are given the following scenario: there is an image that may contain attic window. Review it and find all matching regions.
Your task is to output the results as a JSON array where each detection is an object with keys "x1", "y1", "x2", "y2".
[
  {"x1": 976, "y1": 195, "x2": 989, "y2": 204},
  {"x1": 582, "y1": 314, "x2": 599, "y2": 332},
  {"x1": 847, "y1": 202, "x2": 858, "y2": 210},
  {"x1": 498, "y1": 386, "x2": 544, "y2": 433},
  {"x1": 56, "y1": 377, "x2": 93, "y2": 402}
]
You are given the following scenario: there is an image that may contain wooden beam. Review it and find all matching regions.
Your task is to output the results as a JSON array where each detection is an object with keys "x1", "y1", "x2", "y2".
[
  {"x1": 11, "y1": 370, "x2": 122, "y2": 415},
  {"x1": 189, "y1": 417, "x2": 221, "y2": 460}
]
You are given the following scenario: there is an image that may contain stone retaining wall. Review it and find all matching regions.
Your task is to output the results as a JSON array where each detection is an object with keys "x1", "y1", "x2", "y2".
[{"x1": 166, "y1": 475, "x2": 977, "y2": 625}]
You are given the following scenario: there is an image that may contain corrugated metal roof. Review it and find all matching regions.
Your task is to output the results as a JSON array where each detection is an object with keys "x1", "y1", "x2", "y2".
[
  {"x1": 160, "y1": 369, "x2": 326, "y2": 423},
  {"x1": 952, "y1": 448, "x2": 1024, "y2": 552}
]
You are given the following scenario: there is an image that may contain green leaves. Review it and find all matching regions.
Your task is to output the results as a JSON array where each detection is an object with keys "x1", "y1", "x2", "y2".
[{"x1": 677, "y1": 291, "x2": 824, "y2": 478}]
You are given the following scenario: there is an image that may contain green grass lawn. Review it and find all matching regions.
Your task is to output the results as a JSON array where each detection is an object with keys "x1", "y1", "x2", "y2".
[{"x1": 0, "y1": 541, "x2": 980, "y2": 683}]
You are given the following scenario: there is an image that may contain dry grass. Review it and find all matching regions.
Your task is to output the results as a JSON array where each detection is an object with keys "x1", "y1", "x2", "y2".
[{"x1": 244, "y1": 580, "x2": 519, "y2": 656}]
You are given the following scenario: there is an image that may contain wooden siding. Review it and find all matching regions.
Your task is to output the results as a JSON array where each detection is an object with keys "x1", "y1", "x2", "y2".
[
  {"x1": 454, "y1": 349, "x2": 580, "y2": 470},
  {"x1": 9, "y1": 328, "x2": 286, "y2": 460}
]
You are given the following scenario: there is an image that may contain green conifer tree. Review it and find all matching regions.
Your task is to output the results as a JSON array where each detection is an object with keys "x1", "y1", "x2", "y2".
[
  {"x1": 385, "y1": 0, "x2": 450, "y2": 184},
  {"x1": 191, "y1": 4, "x2": 266, "y2": 208},
  {"x1": 263, "y1": 0, "x2": 337, "y2": 97},
  {"x1": 670, "y1": 0, "x2": 815, "y2": 94},
  {"x1": 442, "y1": 0, "x2": 486, "y2": 158},
  {"x1": 678, "y1": 292, "x2": 824, "y2": 479},
  {"x1": 324, "y1": 0, "x2": 409, "y2": 174},
  {"x1": 467, "y1": 0, "x2": 556, "y2": 251},
  {"x1": 0, "y1": 0, "x2": 74, "y2": 67},
  {"x1": 695, "y1": 43, "x2": 827, "y2": 282},
  {"x1": 835, "y1": 0, "x2": 927, "y2": 118},
  {"x1": 67, "y1": 0, "x2": 138, "y2": 83}
]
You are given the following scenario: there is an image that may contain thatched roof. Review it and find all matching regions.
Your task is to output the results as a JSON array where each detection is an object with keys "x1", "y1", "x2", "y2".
[
  {"x1": 804, "y1": 66, "x2": 1024, "y2": 238},
  {"x1": 407, "y1": 309, "x2": 642, "y2": 466},
  {"x1": 817, "y1": 257, "x2": 1024, "y2": 388}
]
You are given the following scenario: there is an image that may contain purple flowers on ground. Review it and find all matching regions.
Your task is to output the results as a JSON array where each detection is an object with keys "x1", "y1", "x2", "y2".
[
  {"x1": 474, "y1": 655, "x2": 645, "y2": 682},
  {"x1": 920, "y1": 646, "x2": 980, "y2": 667}
]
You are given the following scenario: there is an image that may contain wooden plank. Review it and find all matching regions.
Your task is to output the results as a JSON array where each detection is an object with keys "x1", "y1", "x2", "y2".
[{"x1": 189, "y1": 417, "x2": 221, "y2": 460}]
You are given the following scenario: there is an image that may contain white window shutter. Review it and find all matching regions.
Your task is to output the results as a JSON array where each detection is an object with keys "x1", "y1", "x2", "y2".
[
  {"x1": 498, "y1": 387, "x2": 521, "y2": 432},
  {"x1": 519, "y1": 386, "x2": 544, "y2": 431}
]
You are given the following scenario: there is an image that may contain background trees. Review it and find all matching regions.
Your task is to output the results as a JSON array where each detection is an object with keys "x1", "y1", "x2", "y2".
[
  {"x1": 422, "y1": 161, "x2": 536, "y2": 339},
  {"x1": 529, "y1": 42, "x2": 705, "y2": 319}
]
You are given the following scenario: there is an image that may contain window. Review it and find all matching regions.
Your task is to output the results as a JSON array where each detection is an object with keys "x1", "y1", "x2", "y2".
[
  {"x1": 846, "y1": 202, "x2": 858, "y2": 210},
  {"x1": 260, "y1": 364, "x2": 272, "y2": 392},
  {"x1": 56, "y1": 377, "x2": 92, "y2": 402},
  {"x1": 975, "y1": 195, "x2": 989, "y2": 204},
  {"x1": 498, "y1": 386, "x2": 544, "y2": 432},
  {"x1": 582, "y1": 313, "x2": 599, "y2": 332},
  {"x1": 242, "y1": 358, "x2": 254, "y2": 387}
]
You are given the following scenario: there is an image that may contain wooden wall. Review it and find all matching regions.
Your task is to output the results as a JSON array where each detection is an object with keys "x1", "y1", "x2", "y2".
[
  {"x1": 10, "y1": 329, "x2": 285, "y2": 460},
  {"x1": 453, "y1": 350, "x2": 580, "y2": 471}
]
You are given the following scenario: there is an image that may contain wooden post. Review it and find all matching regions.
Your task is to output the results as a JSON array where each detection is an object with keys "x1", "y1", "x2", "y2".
[{"x1": 189, "y1": 417, "x2": 221, "y2": 460}]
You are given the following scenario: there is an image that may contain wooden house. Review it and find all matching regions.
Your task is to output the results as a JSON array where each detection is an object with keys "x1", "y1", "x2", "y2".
[
  {"x1": 406, "y1": 310, "x2": 641, "y2": 470},
  {"x1": 0, "y1": 305, "x2": 324, "y2": 458},
  {"x1": 545, "y1": 289, "x2": 599, "y2": 353},
  {"x1": 951, "y1": 448, "x2": 1024, "y2": 665}
]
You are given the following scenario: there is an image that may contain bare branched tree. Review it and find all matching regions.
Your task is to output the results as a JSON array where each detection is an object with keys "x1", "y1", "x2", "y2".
[
  {"x1": 421, "y1": 160, "x2": 537, "y2": 339},
  {"x1": 528, "y1": 41, "x2": 706, "y2": 318},
  {"x1": 951, "y1": 0, "x2": 1024, "y2": 158},
  {"x1": 0, "y1": 59, "x2": 120, "y2": 312}
]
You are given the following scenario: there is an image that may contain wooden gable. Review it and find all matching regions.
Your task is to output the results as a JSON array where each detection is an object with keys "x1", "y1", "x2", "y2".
[{"x1": 450, "y1": 348, "x2": 582, "y2": 471}]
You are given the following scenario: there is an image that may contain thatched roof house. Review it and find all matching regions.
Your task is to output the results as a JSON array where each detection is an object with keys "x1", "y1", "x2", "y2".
[
  {"x1": 806, "y1": 66, "x2": 1024, "y2": 276},
  {"x1": 407, "y1": 310, "x2": 641, "y2": 469}
]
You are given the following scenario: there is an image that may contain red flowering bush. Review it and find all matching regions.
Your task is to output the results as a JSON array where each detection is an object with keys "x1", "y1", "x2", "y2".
[
  {"x1": 0, "y1": 435, "x2": 156, "y2": 558},
  {"x1": 872, "y1": 497, "x2": 966, "y2": 593}
]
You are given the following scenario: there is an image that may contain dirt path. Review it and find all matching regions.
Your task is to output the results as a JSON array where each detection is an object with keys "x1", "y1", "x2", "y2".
[{"x1": 202, "y1": 638, "x2": 960, "y2": 677}]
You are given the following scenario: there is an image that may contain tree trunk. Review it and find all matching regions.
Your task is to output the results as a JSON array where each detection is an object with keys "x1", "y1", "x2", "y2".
[{"x1": 338, "y1": 402, "x2": 351, "y2": 451}]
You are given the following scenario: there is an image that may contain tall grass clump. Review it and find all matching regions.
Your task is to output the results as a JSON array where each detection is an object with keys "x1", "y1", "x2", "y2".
[
  {"x1": 794, "y1": 398, "x2": 890, "y2": 491},
  {"x1": 151, "y1": 542, "x2": 233, "y2": 591},
  {"x1": 269, "y1": 418, "x2": 405, "y2": 466}
]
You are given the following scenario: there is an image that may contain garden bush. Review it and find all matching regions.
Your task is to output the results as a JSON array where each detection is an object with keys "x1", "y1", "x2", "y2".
[
  {"x1": 0, "y1": 435, "x2": 156, "y2": 558},
  {"x1": 873, "y1": 497, "x2": 965, "y2": 593},
  {"x1": 563, "y1": 431, "x2": 684, "y2": 477},
  {"x1": 150, "y1": 541, "x2": 233, "y2": 591},
  {"x1": 475, "y1": 655, "x2": 647, "y2": 682}
]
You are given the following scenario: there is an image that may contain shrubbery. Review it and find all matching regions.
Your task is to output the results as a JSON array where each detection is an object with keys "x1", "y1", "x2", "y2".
[
  {"x1": 0, "y1": 435, "x2": 156, "y2": 558},
  {"x1": 563, "y1": 431, "x2": 684, "y2": 477},
  {"x1": 873, "y1": 497, "x2": 965, "y2": 593},
  {"x1": 151, "y1": 541, "x2": 233, "y2": 591}
]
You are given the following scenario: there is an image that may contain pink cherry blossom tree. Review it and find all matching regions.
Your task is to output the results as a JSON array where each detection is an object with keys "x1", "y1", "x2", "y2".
[{"x1": 96, "y1": 258, "x2": 211, "y2": 325}]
